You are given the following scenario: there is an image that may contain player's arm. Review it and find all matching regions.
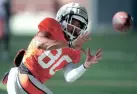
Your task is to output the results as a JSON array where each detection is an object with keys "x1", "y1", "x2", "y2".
[
  {"x1": 63, "y1": 63, "x2": 87, "y2": 83},
  {"x1": 35, "y1": 31, "x2": 90, "y2": 50},
  {"x1": 35, "y1": 31, "x2": 70, "y2": 50},
  {"x1": 63, "y1": 48, "x2": 103, "y2": 83}
]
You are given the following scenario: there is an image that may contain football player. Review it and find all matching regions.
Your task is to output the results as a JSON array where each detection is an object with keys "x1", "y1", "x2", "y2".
[{"x1": 2, "y1": 2, "x2": 103, "y2": 94}]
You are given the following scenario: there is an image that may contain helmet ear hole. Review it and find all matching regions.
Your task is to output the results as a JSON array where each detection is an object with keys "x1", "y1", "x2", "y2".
[{"x1": 59, "y1": 15, "x2": 65, "y2": 22}]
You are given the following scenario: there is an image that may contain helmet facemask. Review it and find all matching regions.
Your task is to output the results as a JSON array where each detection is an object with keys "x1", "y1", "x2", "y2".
[
  {"x1": 56, "y1": 2, "x2": 88, "y2": 41},
  {"x1": 62, "y1": 15, "x2": 87, "y2": 41}
]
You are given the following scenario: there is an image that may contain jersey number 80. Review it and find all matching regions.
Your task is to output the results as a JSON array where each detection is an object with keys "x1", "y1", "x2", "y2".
[{"x1": 38, "y1": 49, "x2": 72, "y2": 75}]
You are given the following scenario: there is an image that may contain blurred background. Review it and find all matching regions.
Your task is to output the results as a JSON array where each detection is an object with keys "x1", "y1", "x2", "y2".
[{"x1": 0, "y1": 0, "x2": 137, "y2": 94}]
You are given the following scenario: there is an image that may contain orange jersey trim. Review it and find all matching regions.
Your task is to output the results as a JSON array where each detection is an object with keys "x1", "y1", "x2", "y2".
[{"x1": 18, "y1": 72, "x2": 47, "y2": 94}]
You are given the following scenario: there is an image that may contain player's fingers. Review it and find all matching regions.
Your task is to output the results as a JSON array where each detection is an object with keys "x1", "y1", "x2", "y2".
[
  {"x1": 94, "y1": 57, "x2": 102, "y2": 63},
  {"x1": 79, "y1": 34, "x2": 85, "y2": 39},
  {"x1": 80, "y1": 33, "x2": 91, "y2": 41},
  {"x1": 82, "y1": 38, "x2": 91, "y2": 42},
  {"x1": 88, "y1": 37, "x2": 92, "y2": 40},
  {"x1": 77, "y1": 31, "x2": 85, "y2": 38},
  {"x1": 79, "y1": 31, "x2": 86, "y2": 38},
  {"x1": 83, "y1": 32, "x2": 91, "y2": 39},
  {"x1": 77, "y1": 36, "x2": 91, "y2": 44},
  {"x1": 96, "y1": 52, "x2": 103, "y2": 58},
  {"x1": 78, "y1": 38, "x2": 88, "y2": 44},
  {"x1": 97, "y1": 53, "x2": 102, "y2": 58},
  {"x1": 96, "y1": 57, "x2": 102, "y2": 61},
  {"x1": 80, "y1": 31, "x2": 91, "y2": 38},
  {"x1": 84, "y1": 48, "x2": 88, "y2": 56},
  {"x1": 84, "y1": 31, "x2": 91, "y2": 35},
  {"x1": 87, "y1": 48, "x2": 91, "y2": 55},
  {"x1": 81, "y1": 48, "x2": 86, "y2": 55},
  {"x1": 85, "y1": 31, "x2": 91, "y2": 36},
  {"x1": 96, "y1": 49, "x2": 102, "y2": 56},
  {"x1": 93, "y1": 60, "x2": 98, "y2": 64}
]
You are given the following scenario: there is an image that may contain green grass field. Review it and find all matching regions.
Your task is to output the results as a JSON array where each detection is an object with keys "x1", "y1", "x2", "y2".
[{"x1": 0, "y1": 32, "x2": 137, "y2": 94}]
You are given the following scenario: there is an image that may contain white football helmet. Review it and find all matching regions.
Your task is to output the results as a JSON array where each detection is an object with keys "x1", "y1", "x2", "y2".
[{"x1": 56, "y1": 2, "x2": 88, "y2": 41}]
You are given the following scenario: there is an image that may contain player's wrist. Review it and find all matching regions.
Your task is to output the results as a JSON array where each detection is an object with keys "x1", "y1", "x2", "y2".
[
  {"x1": 83, "y1": 62, "x2": 91, "y2": 69},
  {"x1": 83, "y1": 63, "x2": 88, "y2": 69},
  {"x1": 78, "y1": 64, "x2": 87, "y2": 71}
]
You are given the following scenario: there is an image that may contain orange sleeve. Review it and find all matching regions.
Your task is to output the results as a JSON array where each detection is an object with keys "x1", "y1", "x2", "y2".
[
  {"x1": 38, "y1": 17, "x2": 66, "y2": 41},
  {"x1": 38, "y1": 18, "x2": 51, "y2": 33}
]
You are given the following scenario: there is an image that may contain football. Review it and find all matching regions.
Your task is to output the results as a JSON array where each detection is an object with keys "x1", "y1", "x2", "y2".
[{"x1": 112, "y1": 11, "x2": 132, "y2": 32}]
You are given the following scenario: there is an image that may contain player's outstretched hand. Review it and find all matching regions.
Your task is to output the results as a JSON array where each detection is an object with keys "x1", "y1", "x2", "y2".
[
  {"x1": 83, "y1": 48, "x2": 103, "y2": 68},
  {"x1": 72, "y1": 31, "x2": 91, "y2": 49}
]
